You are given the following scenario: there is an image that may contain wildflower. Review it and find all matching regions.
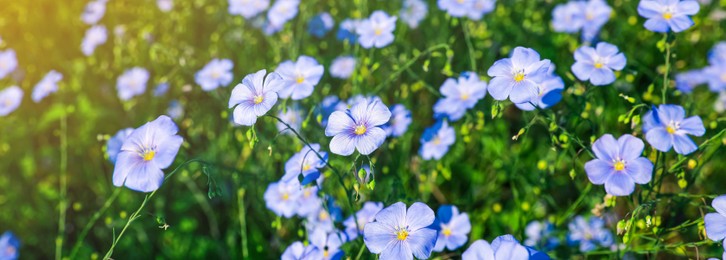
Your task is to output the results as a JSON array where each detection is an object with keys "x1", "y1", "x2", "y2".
[
  {"x1": 317, "y1": 96, "x2": 348, "y2": 127},
  {"x1": 82, "y1": 0, "x2": 107, "y2": 25},
  {"x1": 283, "y1": 144, "x2": 328, "y2": 185},
  {"x1": 268, "y1": 0, "x2": 299, "y2": 28},
  {"x1": 572, "y1": 42, "x2": 626, "y2": 86},
  {"x1": 462, "y1": 235, "x2": 543, "y2": 260},
  {"x1": 275, "y1": 56, "x2": 324, "y2": 100},
  {"x1": 567, "y1": 216, "x2": 614, "y2": 252},
  {"x1": 708, "y1": 41, "x2": 726, "y2": 65},
  {"x1": 643, "y1": 104, "x2": 705, "y2": 155},
  {"x1": 306, "y1": 198, "x2": 343, "y2": 233},
  {"x1": 153, "y1": 83, "x2": 169, "y2": 96},
  {"x1": 363, "y1": 202, "x2": 438, "y2": 260},
  {"x1": 228, "y1": 69, "x2": 285, "y2": 126},
  {"x1": 325, "y1": 99, "x2": 391, "y2": 156},
  {"x1": 356, "y1": 11, "x2": 397, "y2": 49},
  {"x1": 581, "y1": 0, "x2": 612, "y2": 42},
  {"x1": 467, "y1": 0, "x2": 496, "y2": 20},
  {"x1": 702, "y1": 61, "x2": 726, "y2": 92},
  {"x1": 433, "y1": 205, "x2": 471, "y2": 252},
  {"x1": 584, "y1": 134, "x2": 653, "y2": 196},
  {"x1": 400, "y1": 0, "x2": 428, "y2": 28},
  {"x1": 438, "y1": 0, "x2": 474, "y2": 18},
  {"x1": 106, "y1": 128, "x2": 133, "y2": 163},
  {"x1": 31, "y1": 70, "x2": 63, "y2": 103},
  {"x1": 337, "y1": 19, "x2": 362, "y2": 43},
  {"x1": 433, "y1": 72, "x2": 487, "y2": 121},
  {"x1": 195, "y1": 59, "x2": 234, "y2": 91},
  {"x1": 344, "y1": 201, "x2": 384, "y2": 240},
  {"x1": 263, "y1": 179, "x2": 302, "y2": 218},
  {"x1": 112, "y1": 116, "x2": 184, "y2": 192},
  {"x1": 515, "y1": 67, "x2": 564, "y2": 111},
  {"x1": 420, "y1": 120, "x2": 456, "y2": 160},
  {"x1": 0, "y1": 86, "x2": 23, "y2": 117},
  {"x1": 296, "y1": 186, "x2": 323, "y2": 217},
  {"x1": 166, "y1": 100, "x2": 184, "y2": 119},
  {"x1": 487, "y1": 47, "x2": 551, "y2": 104},
  {"x1": 383, "y1": 104, "x2": 412, "y2": 137},
  {"x1": 228, "y1": 0, "x2": 269, "y2": 18},
  {"x1": 157, "y1": 0, "x2": 173, "y2": 12},
  {"x1": 524, "y1": 220, "x2": 559, "y2": 250},
  {"x1": 276, "y1": 106, "x2": 303, "y2": 135},
  {"x1": 330, "y1": 56, "x2": 356, "y2": 79},
  {"x1": 0, "y1": 231, "x2": 19, "y2": 260},
  {"x1": 308, "y1": 12, "x2": 335, "y2": 38},
  {"x1": 552, "y1": 2, "x2": 585, "y2": 33},
  {"x1": 347, "y1": 95, "x2": 382, "y2": 107},
  {"x1": 675, "y1": 70, "x2": 706, "y2": 93},
  {"x1": 116, "y1": 67, "x2": 150, "y2": 101},
  {"x1": 704, "y1": 195, "x2": 726, "y2": 256},
  {"x1": 310, "y1": 229, "x2": 345, "y2": 260},
  {"x1": 281, "y1": 241, "x2": 321, "y2": 260},
  {"x1": 81, "y1": 25, "x2": 107, "y2": 56},
  {"x1": 0, "y1": 49, "x2": 18, "y2": 80},
  {"x1": 638, "y1": 0, "x2": 699, "y2": 33}
]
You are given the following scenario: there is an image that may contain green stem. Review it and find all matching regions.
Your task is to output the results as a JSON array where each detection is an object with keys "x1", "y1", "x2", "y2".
[
  {"x1": 68, "y1": 188, "x2": 122, "y2": 259},
  {"x1": 461, "y1": 19, "x2": 477, "y2": 72},
  {"x1": 662, "y1": 33, "x2": 671, "y2": 103},
  {"x1": 55, "y1": 106, "x2": 68, "y2": 260},
  {"x1": 238, "y1": 188, "x2": 249, "y2": 259}
]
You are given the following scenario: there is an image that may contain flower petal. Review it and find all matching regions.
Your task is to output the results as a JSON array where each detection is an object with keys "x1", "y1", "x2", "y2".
[
  {"x1": 487, "y1": 59, "x2": 513, "y2": 77},
  {"x1": 366, "y1": 100, "x2": 392, "y2": 127},
  {"x1": 509, "y1": 81, "x2": 539, "y2": 104},
  {"x1": 124, "y1": 161, "x2": 164, "y2": 192},
  {"x1": 572, "y1": 62, "x2": 594, "y2": 81},
  {"x1": 625, "y1": 157, "x2": 653, "y2": 184},
  {"x1": 605, "y1": 173, "x2": 635, "y2": 196},
  {"x1": 705, "y1": 213, "x2": 726, "y2": 241},
  {"x1": 462, "y1": 240, "x2": 495, "y2": 260},
  {"x1": 407, "y1": 228, "x2": 437, "y2": 259},
  {"x1": 592, "y1": 134, "x2": 618, "y2": 162},
  {"x1": 680, "y1": 116, "x2": 705, "y2": 136},
  {"x1": 153, "y1": 135, "x2": 183, "y2": 169},
  {"x1": 329, "y1": 133, "x2": 357, "y2": 156},
  {"x1": 406, "y1": 202, "x2": 436, "y2": 231},
  {"x1": 355, "y1": 127, "x2": 387, "y2": 155},
  {"x1": 487, "y1": 77, "x2": 514, "y2": 101},
  {"x1": 645, "y1": 127, "x2": 673, "y2": 152},
  {"x1": 233, "y1": 102, "x2": 258, "y2": 126},
  {"x1": 618, "y1": 134, "x2": 645, "y2": 160},
  {"x1": 363, "y1": 222, "x2": 396, "y2": 254},
  {"x1": 672, "y1": 134, "x2": 697, "y2": 155},
  {"x1": 380, "y1": 241, "x2": 413, "y2": 260},
  {"x1": 589, "y1": 68, "x2": 616, "y2": 86},
  {"x1": 714, "y1": 196, "x2": 726, "y2": 216},
  {"x1": 585, "y1": 159, "x2": 613, "y2": 185}
]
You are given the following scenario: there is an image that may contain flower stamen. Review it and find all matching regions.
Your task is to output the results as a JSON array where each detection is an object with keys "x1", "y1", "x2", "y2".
[
  {"x1": 514, "y1": 72, "x2": 525, "y2": 82},
  {"x1": 355, "y1": 125, "x2": 367, "y2": 135},
  {"x1": 395, "y1": 229, "x2": 409, "y2": 241},
  {"x1": 254, "y1": 95, "x2": 264, "y2": 104}
]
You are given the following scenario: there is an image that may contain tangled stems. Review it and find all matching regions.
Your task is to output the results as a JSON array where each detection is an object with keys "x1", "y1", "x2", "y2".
[{"x1": 102, "y1": 159, "x2": 206, "y2": 259}]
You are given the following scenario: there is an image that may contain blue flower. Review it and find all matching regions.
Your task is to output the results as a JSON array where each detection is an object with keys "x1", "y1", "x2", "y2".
[
  {"x1": 330, "y1": 56, "x2": 356, "y2": 79},
  {"x1": 317, "y1": 96, "x2": 348, "y2": 127},
  {"x1": 81, "y1": 25, "x2": 107, "y2": 56},
  {"x1": 467, "y1": 0, "x2": 496, "y2": 20},
  {"x1": 296, "y1": 186, "x2": 323, "y2": 217},
  {"x1": 552, "y1": 2, "x2": 585, "y2": 34},
  {"x1": 153, "y1": 83, "x2": 170, "y2": 96},
  {"x1": 305, "y1": 201, "x2": 340, "y2": 233},
  {"x1": 0, "y1": 86, "x2": 23, "y2": 117},
  {"x1": 383, "y1": 104, "x2": 412, "y2": 137},
  {"x1": 0, "y1": 231, "x2": 19, "y2": 260},
  {"x1": 268, "y1": 0, "x2": 299, "y2": 29},
  {"x1": 325, "y1": 99, "x2": 391, "y2": 156},
  {"x1": 356, "y1": 11, "x2": 397, "y2": 49},
  {"x1": 643, "y1": 104, "x2": 705, "y2": 155},
  {"x1": 344, "y1": 201, "x2": 384, "y2": 240},
  {"x1": 275, "y1": 56, "x2": 324, "y2": 100},
  {"x1": 433, "y1": 72, "x2": 487, "y2": 121},
  {"x1": 400, "y1": 0, "x2": 428, "y2": 28},
  {"x1": 420, "y1": 120, "x2": 456, "y2": 160},
  {"x1": 638, "y1": 0, "x2": 699, "y2": 33},
  {"x1": 116, "y1": 67, "x2": 150, "y2": 101},
  {"x1": 514, "y1": 67, "x2": 564, "y2": 111},
  {"x1": 310, "y1": 229, "x2": 345, "y2": 260},
  {"x1": 166, "y1": 100, "x2": 184, "y2": 119},
  {"x1": 228, "y1": 0, "x2": 269, "y2": 19},
  {"x1": 263, "y1": 179, "x2": 301, "y2": 218},
  {"x1": 708, "y1": 41, "x2": 726, "y2": 65},
  {"x1": 112, "y1": 116, "x2": 184, "y2": 192},
  {"x1": 281, "y1": 241, "x2": 321, "y2": 260},
  {"x1": 524, "y1": 220, "x2": 559, "y2": 251},
  {"x1": 283, "y1": 144, "x2": 328, "y2": 185},
  {"x1": 308, "y1": 12, "x2": 335, "y2": 38},
  {"x1": 229, "y1": 69, "x2": 285, "y2": 126},
  {"x1": 31, "y1": 70, "x2": 63, "y2": 103},
  {"x1": 702, "y1": 61, "x2": 726, "y2": 92},
  {"x1": 195, "y1": 59, "x2": 234, "y2": 91},
  {"x1": 705, "y1": 195, "x2": 726, "y2": 258},
  {"x1": 572, "y1": 42, "x2": 626, "y2": 86},
  {"x1": 157, "y1": 0, "x2": 173, "y2": 12},
  {"x1": 363, "y1": 202, "x2": 438, "y2": 260},
  {"x1": 433, "y1": 205, "x2": 471, "y2": 252},
  {"x1": 0, "y1": 49, "x2": 18, "y2": 80},
  {"x1": 337, "y1": 19, "x2": 362, "y2": 43},
  {"x1": 438, "y1": 0, "x2": 474, "y2": 18},
  {"x1": 462, "y1": 235, "x2": 547, "y2": 260},
  {"x1": 675, "y1": 70, "x2": 706, "y2": 93},
  {"x1": 106, "y1": 128, "x2": 133, "y2": 163},
  {"x1": 585, "y1": 134, "x2": 653, "y2": 196},
  {"x1": 487, "y1": 47, "x2": 551, "y2": 104},
  {"x1": 567, "y1": 216, "x2": 614, "y2": 252},
  {"x1": 581, "y1": 0, "x2": 612, "y2": 42},
  {"x1": 82, "y1": 0, "x2": 107, "y2": 25},
  {"x1": 347, "y1": 95, "x2": 382, "y2": 107}
]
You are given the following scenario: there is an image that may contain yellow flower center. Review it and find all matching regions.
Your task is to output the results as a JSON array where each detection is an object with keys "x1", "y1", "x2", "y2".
[
  {"x1": 254, "y1": 95, "x2": 264, "y2": 104},
  {"x1": 304, "y1": 189, "x2": 311, "y2": 197},
  {"x1": 594, "y1": 62, "x2": 603, "y2": 69},
  {"x1": 442, "y1": 227, "x2": 452, "y2": 237},
  {"x1": 514, "y1": 72, "x2": 525, "y2": 82},
  {"x1": 460, "y1": 93, "x2": 469, "y2": 100},
  {"x1": 374, "y1": 28, "x2": 382, "y2": 36},
  {"x1": 396, "y1": 229, "x2": 409, "y2": 241},
  {"x1": 319, "y1": 211, "x2": 329, "y2": 220},
  {"x1": 720, "y1": 73, "x2": 726, "y2": 82},
  {"x1": 457, "y1": 0, "x2": 465, "y2": 3},
  {"x1": 303, "y1": 164, "x2": 312, "y2": 171},
  {"x1": 323, "y1": 249, "x2": 329, "y2": 258},
  {"x1": 143, "y1": 150, "x2": 155, "y2": 161},
  {"x1": 296, "y1": 76, "x2": 305, "y2": 84},
  {"x1": 666, "y1": 126, "x2": 676, "y2": 134},
  {"x1": 354, "y1": 125, "x2": 367, "y2": 135},
  {"x1": 282, "y1": 192, "x2": 290, "y2": 200},
  {"x1": 211, "y1": 71, "x2": 221, "y2": 79},
  {"x1": 433, "y1": 137, "x2": 442, "y2": 145},
  {"x1": 663, "y1": 12, "x2": 673, "y2": 20},
  {"x1": 613, "y1": 161, "x2": 625, "y2": 171}
]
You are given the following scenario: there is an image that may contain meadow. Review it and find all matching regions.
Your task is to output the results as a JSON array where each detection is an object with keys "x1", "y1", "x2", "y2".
[{"x1": 1, "y1": 0, "x2": 726, "y2": 259}]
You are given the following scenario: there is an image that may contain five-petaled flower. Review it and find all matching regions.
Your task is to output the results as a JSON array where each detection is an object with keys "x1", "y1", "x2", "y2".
[
  {"x1": 282, "y1": 144, "x2": 328, "y2": 185},
  {"x1": 229, "y1": 69, "x2": 285, "y2": 126},
  {"x1": 585, "y1": 134, "x2": 654, "y2": 196},
  {"x1": 572, "y1": 42, "x2": 627, "y2": 86},
  {"x1": 363, "y1": 202, "x2": 438, "y2": 260},
  {"x1": 642, "y1": 104, "x2": 705, "y2": 155},
  {"x1": 275, "y1": 56, "x2": 324, "y2": 100},
  {"x1": 433, "y1": 205, "x2": 471, "y2": 252},
  {"x1": 487, "y1": 47, "x2": 551, "y2": 104},
  {"x1": 704, "y1": 194, "x2": 726, "y2": 259},
  {"x1": 195, "y1": 58, "x2": 234, "y2": 91},
  {"x1": 433, "y1": 72, "x2": 487, "y2": 121},
  {"x1": 356, "y1": 11, "x2": 397, "y2": 49},
  {"x1": 637, "y1": 0, "x2": 699, "y2": 33},
  {"x1": 325, "y1": 99, "x2": 391, "y2": 156}
]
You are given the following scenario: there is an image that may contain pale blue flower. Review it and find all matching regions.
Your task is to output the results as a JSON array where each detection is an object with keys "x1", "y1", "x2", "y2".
[
  {"x1": 157, "y1": 0, "x2": 173, "y2": 12},
  {"x1": 383, "y1": 104, "x2": 412, "y2": 137},
  {"x1": 356, "y1": 11, "x2": 397, "y2": 49},
  {"x1": 263, "y1": 179, "x2": 301, "y2": 218},
  {"x1": 487, "y1": 47, "x2": 551, "y2": 104},
  {"x1": 552, "y1": 2, "x2": 585, "y2": 33},
  {"x1": 433, "y1": 205, "x2": 471, "y2": 252},
  {"x1": 567, "y1": 216, "x2": 614, "y2": 252},
  {"x1": 0, "y1": 86, "x2": 23, "y2": 117},
  {"x1": 401, "y1": 0, "x2": 428, "y2": 28},
  {"x1": 82, "y1": 0, "x2": 107, "y2": 25},
  {"x1": 228, "y1": 0, "x2": 269, "y2": 18},
  {"x1": 275, "y1": 56, "x2": 324, "y2": 100},
  {"x1": 195, "y1": 59, "x2": 234, "y2": 91},
  {"x1": 116, "y1": 67, "x2": 149, "y2": 101},
  {"x1": 308, "y1": 12, "x2": 335, "y2": 38},
  {"x1": 585, "y1": 134, "x2": 653, "y2": 196},
  {"x1": 433, "y1": 72, "x2": 487, "y2": 121},
  {"x1": 344, "y1": 201, "x2": 384, "y2": 240},
  {"x1": 296, "y1": 186, "x2": 322, "y2": 217},
  {"x1": 283, "y1": 144, "x2": 328, "y2": 185},
  {"x1": 515, "y1": 66, "x2": 564, "y2": 111},
  {"x1": 282, "y1": 241, "x2": 321, "y2": 260},
  {"x1": 228, "y1": 69, "x2": 285, "y2": 126},
  {"x1": 572, "y1": 42, "x2": 626, "y2": 86},
  {"x1": 325, "y1": 99, "x2": 391, "y2": 156},
  {"x1": 705, "y1": 195, "x2": 726, "y2": 258},
  {"x1": 467, "y1": 0, "x2": 496, "y2": 20},
  {"x1": 0, "y1": 231, "x2": 19, "y2": 260},
  {"x1": 31, "y1": 70, "x2": 62, "y2": 103},
  {"x1": 363, "y1": 202, "x2": 438, "y2": 260},
  {"x1": 276, "y1": 106, "x2": 303, "y2": 135},
  {"x1": 106, "y1": 128, "x2": 133, "y2": 163},
  {"x1": 310, "y1": 229, "x2": 345, "y2": 260},
  {"x1": 438, "y1": 0, "x2": 474, "y2": 18},
  {"x1": 330, "y1": 56, "x2": 356, "y2": 79},
  {"x1": 81, "y1": 25, "x2": 107, "y2": 56},
  {"x1": 643, "y1": 104, "x2": 705, "y2": 155},
  {"x1": 268, "y1": 0, "x2": 299, "y2": 28},
  {"x1": 166, "y1": 100, "x2": 183, "y2": 119},
  {"x1": 638, "y1": 0, "x2": 700, "y2": 33},
  {"x1": 675, "y1": 70, "x2": 706, "y2": 93},
  {"x1": 703, "y1": 62, "x2": 726, "y2": 92},
  {"x1": 0, "y1": 49, "x2": 18, "y2": 80},
  {"x1": 581, "y1": 0, "x2": 612, "y2": 42},
  {"x1": 420, "y1": 120, "x2": 456, "y2": 160}
]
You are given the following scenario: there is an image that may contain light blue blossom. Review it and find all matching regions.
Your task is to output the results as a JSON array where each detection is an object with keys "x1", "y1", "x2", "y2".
[
  {"x1": 467, "y1": 0, "x2": 496, "y2": 20},
  {"x1": 363, "y1": 202, "x2": 438, "y2": 260},
  {"x1": 166, "y1": 100, "x2": 183, "y2": 119},
  {"x1": 356, "y1": 11, "x2": 397, "y2": 49},
  {"x1": 82, "y1": 0, "x2": 107, "y2": 25},
  {"x1": 276, "y1": 106, "x2": 303, "y2": 135},
  {"x1": 0, "y1": 49, "x2": 18, "y2": 80},
  {"x1": 347, "y1": 95, "x2": 382, "y2": 107},
  {"x1": 514, "y1": 66, "x2": 564, "y2": 111},
  {"x1": 552, "y1": 2, "x2": 585, "y2": 33},
  {"x1": 703, "y1": 61, "x2": 726, "y2": 92},
  {"x1": 263, "y1": 179, "x2": 301, "y2": 218},
  {"x1": 275, "y1": 56, "x2": 324, "y2": 100},
  {"x1": 305, "y1": 204, "x2": 336, "y2": 234},
  {"x1": 281, "y1": 241, "x2": 321, "y2": 260},
  {"x1": 106, "y1": 128, "x2": 133, "y2": 163},
  {"x1": 112, "y1": 115, "x2": 184, "y2": 192},
  {"x1": 283, "y1": 144, "x2": 328, "y2": 185},
  {"x1": 567, "y1": 216, "x2": 614, "y2": 252},
  {"x1": 675, "y1": 70, "x2": 706, "y2": 93},
  {"x1": 400, "y1": 0, "x2": 428, "y2": 28},
  {"x1": 157, "y1": 0, "x2": 173, "y2": 12},
  {"x1": 31, "y1": 70, "x2": 62, "y2": 103},
  {"x1": 708, "y1": 41, "x2": 726, "y2": 65},
  {"x1": 330, "y1": 56, "x2": 356, "y2": 79},
  {"x1": 462, "y1": 235, "x2": 546, "y2": 260},
  {"x1": 0, "y1": 231, "x2": 19, "y2": 260},
  {"x1": 310, "y1": 229, "x2": 345, "y2": 260},
  {"x1": 643, "y1": 104, "x2": 705, "y2": 155},
  {"x1": 317, "y1": 96, "x2": 347, "y2": 126},
  {"x1": 0, "y1": 86, "x2": 23, "y2": 117},
  {"x1": 344, "y1": 201, "x2": 384, "y2": 240},
  {"x1": 308, "y1": 12, "x2": 335, "y2": 38},
  {"x1": 228, "y1": 0, "x2": 268, "y2": 18},
  {"x1": 325, "y1": 99, "x2": 391, "y2": 156},
  {"x1": 581, "y1": 0, "x2": 612, "y2": 42},
  {"x1": 296, "y1": 186, "x2": 322, "y2": 218},
  {"x1": 585, "y1": 134, "x2": 653, "y2": 196},
  {"x1": 229, "y1": 69, "x2": 285, "y2": 126},
  {"x1": 438, "y1": 0, "x2": 474, "y2": 18},
  {"x1": 433, "y1": 72, "x2": 487, "y2": 121},
  {"x1": 705, "y1": 195, "x2": 726, "y2": 259},
  {"x1": 433, "y1": 205, "x2": 471, "y2": 252},
  {"x1": 337, "y1": 19, "x2": 362, "y2": 43},
  {"x1": 572, "y1": 42, "x2": 627, "y2": 86},
  {"x1": 116, "y1": 67, "x2": 150, "y2": 101},
  {"x1": 638, "y1": 0, "x2": 699, "y2": 33},
  {"x1": 81, "y1": 25, "x2": 107, "y2": 56},
  {"x1": 268, "y1": 0, "x2": 299, "y2": 28},
  {"x1": 383, "y1": 104, "x2": 412, "y2": 137},
  {"x1": 524, "y1": 220, "x2": 559, "y2": 251},
  {"x1": 487, "y1": 47, "x2": 551, "y2": 104},
  {"x1": 420, "y1": 120, "x2": 456, "y2": 160},
  {"x1": 195, "y1": 59, "x2": 234, "y2": 91}
]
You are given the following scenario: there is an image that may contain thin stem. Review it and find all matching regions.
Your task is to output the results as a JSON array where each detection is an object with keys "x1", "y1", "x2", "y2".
[
  {"x1": 461, "y1": 19, "x2": 477, "y2": 72},
  {"x1": 55, "y1": 106, "x2": 68, "y2": 260},
  {"x1": 662, "y1": 33, "x2": 671, "y2": 103},
  {"x1": 238, "y1": 188, "x2": 249, "y2": 259},
  {"x1": 68, "y1": 187, "x2": 122, "y2": 259}
]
